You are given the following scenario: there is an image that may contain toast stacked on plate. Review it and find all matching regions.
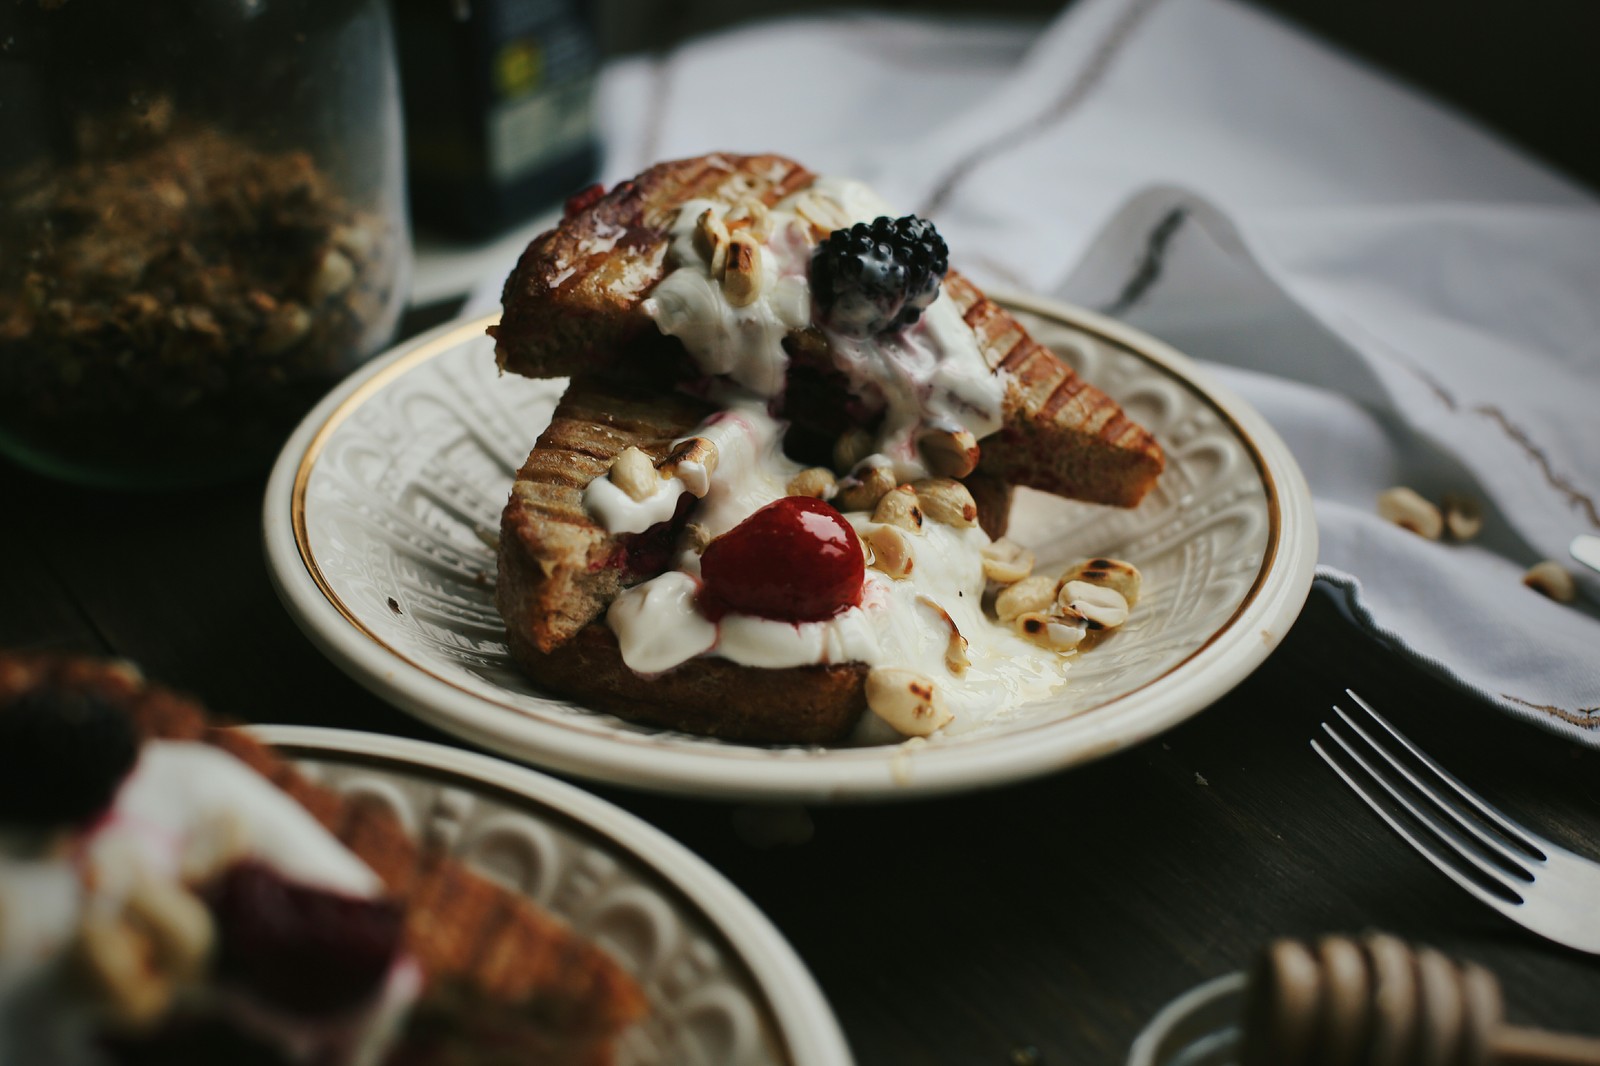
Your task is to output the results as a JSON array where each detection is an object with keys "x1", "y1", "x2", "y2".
[
  {"x1": 0, "y1": 653, "x2": 646, "y2": 1065},
  {"x1": 491, "y1": 153, "x2": 1165, "y2": 744}
]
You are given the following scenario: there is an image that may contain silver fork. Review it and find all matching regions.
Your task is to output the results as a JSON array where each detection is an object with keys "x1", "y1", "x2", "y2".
[{"x1": 1312, "y1": 690, "x2": 1600, "y2": 954}]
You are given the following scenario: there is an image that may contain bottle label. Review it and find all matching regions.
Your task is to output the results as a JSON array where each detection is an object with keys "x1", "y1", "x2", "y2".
[{"x1": 486, "y1": 72, "x2": 595, "y2": 184}]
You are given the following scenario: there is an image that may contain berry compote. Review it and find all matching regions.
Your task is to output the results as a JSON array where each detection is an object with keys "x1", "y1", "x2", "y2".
[{"x1": 698, "y1": 497, "x2": 865, "y2": 623}]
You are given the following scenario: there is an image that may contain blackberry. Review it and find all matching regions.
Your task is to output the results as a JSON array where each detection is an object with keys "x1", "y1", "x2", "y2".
[
  {"x1": 0, "y1": 684, "x2": 140, "y2": 830},
  {"x1": 811, "y1": 215, "x2": 949, "y2": 337}
]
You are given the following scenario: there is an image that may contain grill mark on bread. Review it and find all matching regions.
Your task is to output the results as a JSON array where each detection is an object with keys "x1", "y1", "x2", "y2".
[
  {"x1": 1040, "y1": 371, "x2": 1089, "y2": 422},
  {"x1": 499, "y1": 377, "x2": 715, "y2": 653}
]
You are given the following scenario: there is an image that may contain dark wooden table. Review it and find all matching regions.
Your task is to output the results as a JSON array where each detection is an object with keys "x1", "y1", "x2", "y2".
[{"x1": 5, "y1": 337, "x2": 1598, "y2": 1063}]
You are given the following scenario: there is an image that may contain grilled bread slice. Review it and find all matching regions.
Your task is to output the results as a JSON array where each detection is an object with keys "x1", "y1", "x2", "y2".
[
  {"x1": 943, "y1": 273, "x2": 1164, "y2": 509},
  {"x1": 497, "y1": 376, "x2": 716, "y2": 655},
  {"x1": 491, "y1": 153, "x2": 815, "y2": 383},
  {"x1": 0, "y1": 653, "x2": 647, "y2": 1064},
  {"x1": 509, "y1": 624, "x2": 869, "y2": 746},
  {"x1": 490, "y1": 152, "x2": 1164, "y2": 510}
]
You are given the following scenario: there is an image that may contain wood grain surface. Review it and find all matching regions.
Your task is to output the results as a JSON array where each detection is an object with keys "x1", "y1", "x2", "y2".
[{"x1": 4, "y1": 316, "x2": 1597, "y2": 1062}]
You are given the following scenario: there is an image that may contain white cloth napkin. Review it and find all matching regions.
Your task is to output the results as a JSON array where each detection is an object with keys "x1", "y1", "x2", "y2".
[{"x1": 465, "y1": 0, "x2": 1600, "y2": 744}]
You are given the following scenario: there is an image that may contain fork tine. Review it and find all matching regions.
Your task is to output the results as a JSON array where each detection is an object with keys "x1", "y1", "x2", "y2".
[
  {"x1": 1344, "y1": 691, "x2": 1548, "y2": 860},
  {"x1": 1311, "y1": 736, "x2": 1527, "y2": 919},
  {"x1": 1316, "y1": 719, "x2": 1530, "y2": 894},
  {"x1": 1330, "y1": 705, "x2": 1538, "y2": 876}
]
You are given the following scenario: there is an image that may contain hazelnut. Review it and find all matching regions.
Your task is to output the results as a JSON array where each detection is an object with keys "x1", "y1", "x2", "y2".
[
  {"x1": 918, "y1": 427, "x2": 981, "y2": 478},
  {"x1": 995, "y1": 575, "x2": 1057, "y2": 623},
  {"x1": 693, "y1": 207, "x2": 730, "y2": 275},
  {"x1": 835, "y1": 463, "x2": 897, "y2": 512},
  {"x1": 912, "y1": 478, "x2": 979, "y2": 529},
  {"x1": 609, "y1": 446, "x2": 663, "y2": 502},
  {"x1": 866, "y1": 667, "x2": 954, "y2": 737},
  {"x1": 1015, "y1": 611, "x2": 1087, "y2": 651},
  {"x1": 980, "y1": 539, "x2": 1035, "y2": 584},
  {"x1": 1377, "y1": 487, "x2": 1443, "y2": 540},
  {"x1": 1059, "y1": 580, "x2": 1131, "y2": 630},
  {"x1": 833, "y1": 427, "x2": 875, "y2": 473},
  {"x1": 723, "y1": 231, "x2": 763, "y2": 308},
  {"x1": 1442, "y1": 493, "x2": 1484, "y2": 542},
  {"x1": 918, "y1": 596, "x2": 969, "y2": 676},
  {"x1": 1060, "y1": 558, "x2": 1142, "y2": 607},
  {"x1": 657, "y1": 436, "x2": 719, "y2": 496},
  {"x1": 726, "y1": 198, "x2": 773, "y2": 240},
  {"x1": 786, "y1": 467, "x2": 836, "y2": 499},
  {"x1": 861, "y1": 524, "x2": 915, "y2": 580},
  {"x1": 872, "y1": 485, "x2": 924, "y2": 532},
  {"x1": 1523, "y1": 561, "x2": 1576, "y2": 603}
]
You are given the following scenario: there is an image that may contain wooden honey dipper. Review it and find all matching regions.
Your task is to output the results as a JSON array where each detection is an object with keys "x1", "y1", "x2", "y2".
[{"x1": 1238, "y1": 934, "x2": 1600, "y2": 1066}]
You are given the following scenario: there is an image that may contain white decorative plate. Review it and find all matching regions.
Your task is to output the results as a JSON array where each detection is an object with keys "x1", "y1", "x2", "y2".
[
  {"x1": 263, "y1": 294, "x2": 1317, "y2": 801},
  {"x1": 250, "y1": 726, "x2": 851, "y2": 1065}
]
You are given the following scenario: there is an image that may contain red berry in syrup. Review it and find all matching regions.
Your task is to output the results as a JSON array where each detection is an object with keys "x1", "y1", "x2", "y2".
[
  {"x1": 206, "y1": 860, "x2": 403, "y2": 1018},
  {"x1": 699, "y1": 497, "x2": 865, "y2": 623}
]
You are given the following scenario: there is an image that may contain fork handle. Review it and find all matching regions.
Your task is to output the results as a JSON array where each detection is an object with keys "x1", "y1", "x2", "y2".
[{"x1": 1494, "y1": 1025, "x2": 1600, "y2": 1065}]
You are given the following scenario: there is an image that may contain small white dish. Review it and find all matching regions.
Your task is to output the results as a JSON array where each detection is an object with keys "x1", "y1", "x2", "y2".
[
  {"x1": 250, "y1": 725, "x2": 851, "y2": 1066},
  {"x1": 1127, "y1": 973, "x2": 1245, "y2": 1066},
  {"x1": 263, "y1": 293, "x2": 1317, "y2": 801}
]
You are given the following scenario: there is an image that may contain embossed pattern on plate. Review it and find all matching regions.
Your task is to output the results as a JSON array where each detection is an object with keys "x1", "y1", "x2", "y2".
[
  {"x1": 253, "y1": 727, "x2": 849, "y2": 1066},
  {"x1": 264, "y1": 296, "x2": 1317, "y2": 800}
]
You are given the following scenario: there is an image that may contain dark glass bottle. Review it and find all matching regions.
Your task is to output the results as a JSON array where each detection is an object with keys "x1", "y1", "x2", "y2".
[{"x1": 394, "y1": 0, "x2": 600, "y2": 240}]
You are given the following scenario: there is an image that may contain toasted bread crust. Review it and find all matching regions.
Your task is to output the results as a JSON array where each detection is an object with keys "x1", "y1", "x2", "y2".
[
  {"x1": 491, "y1": 154, "x2": 816, "y2": 381},
  {"x1": 0, "y1": 653, "x2": 647, "y2": 1059},
  {"x1": 944, "y1": 273, "x2": 1165, "y2": 508},
  {"x1": 497, "y1": 377, "x2": 716, "y2": 654},
  {"x1": 507, "y1": 623, "x2": 868, "y2": 746}
]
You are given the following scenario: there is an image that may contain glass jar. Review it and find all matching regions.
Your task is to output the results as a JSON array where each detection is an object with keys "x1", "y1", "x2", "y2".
[{"x1": 0, "y1": 0, "x2": 409, "y2": 488}]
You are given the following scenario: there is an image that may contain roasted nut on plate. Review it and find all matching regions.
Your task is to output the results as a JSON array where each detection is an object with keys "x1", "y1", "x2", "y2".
[
  {"x1": 725, "y1": 198, "x2": 773, "y2": 240},
  {"x1": 981, "y1": 538, "x2": 1035, "y2": 584},
  {"x1": 833, "y1": 427, "x2": 875, "y2": 473},
  {"x1": 912, "y1": 478, "x2": 978, "y2": 528},
  {"x1": 693, "y1": 207, "x2": 730, "y2": 275},
  {"x1": 835, "y1": 463, "x2": 898, "y2": 512},
  {"x1": 866, "y1": 666, "x2": 953, "y2": 737},
  {"x1": 995, "y1": 575, "x2": 1057, "y2": 623},
  {"x1": 608, "y1": 446, "x2": 662, "y2": 502},
  {"x1": 75, "y1": 910, "x2": 176, "y2": 1027},
  {"x1": 917, "y1": 596, "x2": 970, "y2": 676},
  {"x1": 1060, "y1": 580, "x2": 1131, "y2": 630},
  {"x1": 919, "y1": 427, "x2": 980, "y2": 478},
  {"x1": 1015, "y1": 611, "x2": 1087, "y2": 651},
  {"x1": 861, "y1": 524, "x2": 915, "y2": 580},
  {"x1": 786, "y1": 466, "x2": 836, "y2": 499},
  {"x1": 124, "y1": 874, "x2": 214, "y2": 983},
  {"x1": 722, "y1": 231, "x2": 763, "y2": 308},
  {"x1": 681, "y1": 523, "x2": 713, "y2": 555},
  {"x1": 872, "y1": 485, "x2": 924, "y2": 531},
  {"x1": 1061, "y1": 557, "x2": 1142, "y2": 606},
  {"x1": 657, "y1": 436, "x2": 719, "y2": 496}
]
